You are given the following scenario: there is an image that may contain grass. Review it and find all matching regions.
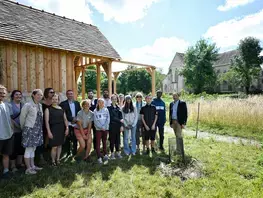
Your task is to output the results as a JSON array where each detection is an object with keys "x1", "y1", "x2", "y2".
[
  {"x1": 162, "y1": 94, "x2": 263, "y2": 141},
  {"x1": 1, "y1": 133, "x2": 263, "y2": 198}
]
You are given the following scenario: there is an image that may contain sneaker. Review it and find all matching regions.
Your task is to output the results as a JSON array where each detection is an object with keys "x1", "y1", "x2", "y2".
[
  {"x1": 116, "y1": 153, "x2": 123, "y2": 159},
  {"x1": 132, "y1": 153, "x2": 136, "y2": 156},
  {"x1": 25, "y1": 168, "x2": 37, "y2": 175},
  {"x1": 110, "y1": 153, "x2": 116, "y2": 160},
  {"x1": 103, "y1": 155, "x2": 109, "y2": 161},
  {"x1": 33, "y1": 166, "x2": 43, "y2": 171},
  {"x1": 11, "y1": 167, "x2": 18, "y2": 173},
  {"x1": 97, "y1": 158, "x2": 103, "y2": 164},
  {"x1": 145, "y1": 148, "x2": 150, "y2": 155}
]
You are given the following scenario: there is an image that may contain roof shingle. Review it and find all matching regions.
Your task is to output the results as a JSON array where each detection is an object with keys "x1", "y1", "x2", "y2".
[{"x1": 0, "y1": 0, "x2": 121, "y2": 59}]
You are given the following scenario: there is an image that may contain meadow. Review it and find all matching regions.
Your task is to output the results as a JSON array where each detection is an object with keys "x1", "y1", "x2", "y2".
[{"x1": 162, "y1": 93, "x2": 263, "y2": 141}]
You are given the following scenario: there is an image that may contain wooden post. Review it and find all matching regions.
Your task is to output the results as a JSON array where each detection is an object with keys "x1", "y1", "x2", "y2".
[
  {"x1": 195, "y1": 102, "x2": 200, "y2": 138},
  {"x1": 108, "y1": 61, "x2": 112, "y2": 96},
  {"x1": 151, "y1": 67, "x2": 156, "y2": 96},
  {"x1": 81, "y1": 66, "x2": 85, "y2": 99},
  {"x1": 113, "y1": 72, "x2": 120, "y2": 94},
  {"x1": 96, "y1": 64, "x2": 101, "y2": 98}
]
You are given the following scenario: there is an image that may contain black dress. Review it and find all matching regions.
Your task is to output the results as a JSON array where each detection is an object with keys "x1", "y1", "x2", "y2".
[{"x1": 48, "y1": 106, "x2": 65, "y2": 147}]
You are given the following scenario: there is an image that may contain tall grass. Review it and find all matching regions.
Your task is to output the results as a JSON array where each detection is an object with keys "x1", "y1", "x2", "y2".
[{"x1": 187, "y1": 95, "x2": 263, "y2": 140}]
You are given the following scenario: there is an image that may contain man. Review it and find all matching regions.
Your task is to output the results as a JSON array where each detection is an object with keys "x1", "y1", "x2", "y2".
[
  {"x1": 140, "y1": 95, "x2": 158, "y2": 154},
  {"x1": 87, "y1": 89, "x2": 97, "y2": 150},
  {"x1": 60, "y1": 90, "x2": 81, "y2": 156},
  {"x1": 152, "y1": 90, "x2": 166, "y2": 151},
  {"x1": 169, "y1": 92, "x2": 188, "y2": 154},
  {"x1": 135, "y1": 92, "x2": 146, "y2": 152},
  {"x1": 0, "y1": 85, "x2": 14, "y2": 178},
  {"x1": 102, "y1": 89, "x2": 111, "y2": 107}
]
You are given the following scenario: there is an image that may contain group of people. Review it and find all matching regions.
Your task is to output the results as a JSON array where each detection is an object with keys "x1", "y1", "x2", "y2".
[{"x1": 0, "y1": 84, "x2": 187, "y2": 177}]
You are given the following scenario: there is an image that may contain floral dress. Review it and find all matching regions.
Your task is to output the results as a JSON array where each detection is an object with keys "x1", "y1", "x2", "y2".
[{"x1": 22, "y1": 106, "x2": 43, "y2": 148}]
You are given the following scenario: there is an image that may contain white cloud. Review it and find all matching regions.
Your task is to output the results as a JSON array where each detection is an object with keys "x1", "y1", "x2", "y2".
[
  {"x1": 112, "y1": 37, "x2": 189, "y2": 74},
  {"x1": 217, "y1": 0, "x2": 256, "y2": 11},
  {"x1": 21, "y1": 0, "x2": 93, "y2": 24},
  {"x1": 87, "y1": 0, "x2": 160, "y2": 23},
  {"x1": 204, "y1": 9, "x2": 263, "y2": 50}
]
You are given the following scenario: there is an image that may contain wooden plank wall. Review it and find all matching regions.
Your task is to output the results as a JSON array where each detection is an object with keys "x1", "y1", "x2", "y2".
[{"x1": 0, "y1": 41, "x2": 75, "y2": 93}]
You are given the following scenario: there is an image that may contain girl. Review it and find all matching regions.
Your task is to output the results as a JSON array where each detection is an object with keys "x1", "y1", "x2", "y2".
[
  {"x1": 10, "y1": 90, "x2": 25, "y2": 172},
  {"x1": 20, "y1": 89, "x2": 44, "y2": 175},
  {"x1": 75, "y1": 100, "x2": 93, "y2": 162},
  {"x1": 122, "y1": 95, "x2": 138, "y2": 156},
  {"x1": 94, "y1": 98, "x2": 110, "y2": 164},
  {"x1": 45, "y1": 94, "x2": 68, "y2": 166},
  {"x1": 108, "y1": 95, "x2": 123, "y2": 159}
]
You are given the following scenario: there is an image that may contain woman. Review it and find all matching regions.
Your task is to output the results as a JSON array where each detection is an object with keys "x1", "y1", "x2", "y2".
[
  {"x1": 122, "y1": 95, "x2": 138, "y2": 155},
  {"x1": 45, "y1": 94, "x2": 68, "y2": 166},
  {"x1": 94, "y1": 98, "x2": 110, "y2": 164},
  {"x1": 118, "y1": 94, "x2": 125, "y2": 107},
  {"x1": 10, "y1": 90, "x2": 24, "y2": 172},
  {"x1": 20, "y1": 89, "x2": 44, "y2": 175},
  {"x1": 108, "y1": 95, "x2": 123, "y2": 159},
  {"x1": 74, "y1": 99, "x2": 93, "y2": 162}
]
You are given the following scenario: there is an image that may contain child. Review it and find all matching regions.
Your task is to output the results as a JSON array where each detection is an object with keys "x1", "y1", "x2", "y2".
[
  {"x1": 108, "y1": 95, "x2": 123, "y2": 159},
  {"x1": 140, "y1": 95, "x2": 158, "y2": 154},
  {"x1": 94, "y1": 98, "x2": 110, "y2": 164}
]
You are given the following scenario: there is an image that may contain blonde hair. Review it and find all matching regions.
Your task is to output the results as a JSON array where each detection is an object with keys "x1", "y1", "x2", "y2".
[
  {"x1": 0, "y1": 84, "x2": 7, "y2": 91},
  {"x1": 81, "y1": 99, "x2": 91, "y2": 108}
]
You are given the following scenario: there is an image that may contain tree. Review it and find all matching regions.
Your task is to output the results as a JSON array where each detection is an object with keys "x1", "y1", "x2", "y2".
[
  {"x1": 155, "y1": 68, "x2": 165, "y2": 91},
  {"x1": 181, "y1": 39, "x2": 219, "y2": 94},
  {"x1": 218, "y1": 69, "x2": 241, "y2": 92},
  {"x1": 231, "y1": 37, "x2": 263, "y2": 94}
]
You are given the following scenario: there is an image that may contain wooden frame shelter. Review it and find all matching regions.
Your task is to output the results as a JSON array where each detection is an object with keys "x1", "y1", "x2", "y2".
[{"x1": 0, "y1": 0, "x2": 156, "y2": 99}]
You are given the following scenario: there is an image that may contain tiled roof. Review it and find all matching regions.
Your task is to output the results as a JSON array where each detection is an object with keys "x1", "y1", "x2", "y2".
[{"x1": 0, "y1": 0, "x2": 121, "y2": 59}]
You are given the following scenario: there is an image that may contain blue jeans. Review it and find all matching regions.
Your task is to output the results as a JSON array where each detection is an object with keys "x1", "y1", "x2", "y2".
[{"x1": 123, "y1": 126, "x2": 136, "y2": 154}]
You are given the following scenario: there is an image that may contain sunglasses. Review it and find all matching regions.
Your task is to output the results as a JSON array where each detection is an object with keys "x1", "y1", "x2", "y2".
[{"x1": 49, "y1": 91, "x2": 55, "y2": 94}]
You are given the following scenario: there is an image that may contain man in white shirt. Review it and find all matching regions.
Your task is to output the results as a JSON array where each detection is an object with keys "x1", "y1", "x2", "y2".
[{"x1": 102, "y1": 89, "x2": 111, "y2": 107}]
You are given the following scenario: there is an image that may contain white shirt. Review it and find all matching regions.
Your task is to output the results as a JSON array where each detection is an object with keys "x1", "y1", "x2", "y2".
[
  {"x1": 103, "y1": 98, "x2": 112, "y2": 107},
  {"x1": 172, "y1": 100, "x2": 179, "y2": 120},
  {"x1": 68, "y1": 100, "x2": 76, "y2": 127}
]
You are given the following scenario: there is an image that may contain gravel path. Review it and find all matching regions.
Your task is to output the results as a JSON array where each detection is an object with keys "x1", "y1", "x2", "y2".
[{"x1": 164, "y1": 126, "x2": 261, "y2": 147}]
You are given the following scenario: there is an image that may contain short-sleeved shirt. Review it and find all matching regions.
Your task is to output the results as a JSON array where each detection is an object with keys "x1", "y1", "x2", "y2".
[
  {"x1": 0, "y1": 102, "x2": 13, "y2": 140},
  {"x1": 140, "y1": 104, "x2": 157, "y2": 127},
  {"x1": 76, "y1": 110, "x2": 94, "y2": 129}
]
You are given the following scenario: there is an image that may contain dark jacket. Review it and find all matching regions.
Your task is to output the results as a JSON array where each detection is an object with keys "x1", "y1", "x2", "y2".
[
  {"x1": 169, "y1": 100, "x2": 188, "y2": 125},
  {"x1": 60, "y1": 100, "x2": 81, "y2": 122},
  {"x1": 107, "y1": 105, "x2": 123, "y2": 126},
  {"x1": 151, "y1": 98, "x2": 166, "y2": 126},
  {"x1": 89, "y1": 98, "x2": 98, "y2": 112}
]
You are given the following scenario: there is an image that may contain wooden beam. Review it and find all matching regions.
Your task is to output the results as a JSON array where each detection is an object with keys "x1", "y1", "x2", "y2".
[
  {"x1": 113, "y1": 66, "x2": 152, "y2": 73},
  {"x1": 151, "y1": 68, "x2": 156, "y2": 96},
  {"x1": 81, "y1": 67, "x2": 85, "y2": 99},
  {"x1": 17, "y1": 45, "x2": 22, "y2": 91},
  {"x1": 108, "y1": 61, "x2": 112, "y2": 96},
  {"x1": 96, "y1": 64, "x2": 101, "y2": 98},
  {"x1": 113, "y1": 72, "x2": 120, "y2": 94},
  {"x1": 113, "y1": 60, "x2": 156, "y2": 69},
  {"x1": 102, "y1": 62, "x2": 109, "y2": 77}
]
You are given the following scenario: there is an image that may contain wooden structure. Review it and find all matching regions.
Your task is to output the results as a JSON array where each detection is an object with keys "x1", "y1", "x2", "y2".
[{"x1": 0, "y1": 0, "x2": 156, "y2": 99}]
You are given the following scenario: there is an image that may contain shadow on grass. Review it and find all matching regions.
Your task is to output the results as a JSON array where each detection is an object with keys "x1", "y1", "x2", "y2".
[{"x1": 0, "y1": 150, "x2": 170, "y2": 197}]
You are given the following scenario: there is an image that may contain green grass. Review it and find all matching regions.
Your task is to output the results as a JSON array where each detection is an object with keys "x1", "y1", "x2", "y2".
[{"x1": 1, "y1": 133, "x2": 263, "y2": 198}]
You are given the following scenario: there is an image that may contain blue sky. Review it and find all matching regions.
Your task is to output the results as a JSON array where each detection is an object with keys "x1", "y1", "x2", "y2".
[{"x1": 17, "y1": 0, "x2": 263, "y2": 73}]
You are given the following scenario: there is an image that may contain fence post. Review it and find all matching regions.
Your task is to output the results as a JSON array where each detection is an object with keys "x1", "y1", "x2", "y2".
[{"x1": 195, "y1": 96, "x2": 203, "y2": 138}]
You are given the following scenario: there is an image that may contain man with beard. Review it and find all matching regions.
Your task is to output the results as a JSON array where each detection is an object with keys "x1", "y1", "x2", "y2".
[
  {"x1": 102, "y1": 89, "x2": 111, "y2": 107},
  {"x1": 87, "y1": 90, "x2": 97, "y2": 151}
]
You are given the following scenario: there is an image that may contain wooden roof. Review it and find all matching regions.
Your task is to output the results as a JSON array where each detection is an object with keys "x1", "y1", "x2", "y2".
[{"x1": 0, "y1": 0, "x2": 121, "y2": 59}]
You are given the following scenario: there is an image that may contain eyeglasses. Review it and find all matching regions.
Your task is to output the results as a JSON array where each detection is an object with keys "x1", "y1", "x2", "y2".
[
  {"x1": 136, "y1": 96, "x2": 142, "y2": 98},
  {"x1": 0, "y1": 92, "x2": 5, "y2": 95}
]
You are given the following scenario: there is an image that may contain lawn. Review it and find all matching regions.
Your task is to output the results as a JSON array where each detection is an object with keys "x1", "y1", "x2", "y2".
[{"x1": 1, "y1": 133, "x2": 263, "y2": 198}]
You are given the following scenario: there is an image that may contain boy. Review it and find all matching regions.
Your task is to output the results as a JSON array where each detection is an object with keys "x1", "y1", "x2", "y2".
[
  {"x1": 0, "y1": 85, "x2": 14, "y2": 177},
  {"x1": 140, "y1": 95, "x2": 158, "y2": 154}
]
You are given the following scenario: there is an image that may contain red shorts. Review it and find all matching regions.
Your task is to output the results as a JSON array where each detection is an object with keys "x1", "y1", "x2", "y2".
[{"x1": 74, "y1": 128, "x2": 91, "y2": 140}]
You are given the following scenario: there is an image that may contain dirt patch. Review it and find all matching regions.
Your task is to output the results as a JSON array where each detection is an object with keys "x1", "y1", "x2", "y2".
[{"x1": 158, "y1": 157, "x2": 204, "y2": 181}]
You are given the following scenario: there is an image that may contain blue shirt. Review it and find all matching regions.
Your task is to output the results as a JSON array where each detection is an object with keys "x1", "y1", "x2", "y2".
[
  {"x1": 172, "y1": 100, "x2": 179, "y2": 120},
  {"x1": 151, "y1": 98, "x2": 166, "y2": 125}
]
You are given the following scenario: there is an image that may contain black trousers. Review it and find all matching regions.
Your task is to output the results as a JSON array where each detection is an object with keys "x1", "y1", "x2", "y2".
[
  {"x1": 92, "y1": 122, "x2": 97, "y2": 150},
  {"x1": 157, "y1": 124, "x2": 164, "y2": 148},
  {"x1": 109, "y1": 124, "x2": 121, "y2": 153},
  {"x1": 63, "y1": 126, "x2": 77, "y2": 156}
]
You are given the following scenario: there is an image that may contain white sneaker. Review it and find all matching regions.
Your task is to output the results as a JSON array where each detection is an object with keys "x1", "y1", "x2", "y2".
[
  {"x1": 97, "y1": 158, "x2": 103, "y2": 164},
  {"x1": 103, "y1": 155, "x2": 109, "y2": 161},
  {"x1": 25, "y1": 168, "x2": 37, "y2": 175},
  {"x1": 116, "y1": 153, "x2": 123, "y2": 159},
  {"x1": 110, "y1": 153, "x2": 116, "y2": 160},
  {"x1": 33, "y1": 166, "x2": 43, "y2": 171}
]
